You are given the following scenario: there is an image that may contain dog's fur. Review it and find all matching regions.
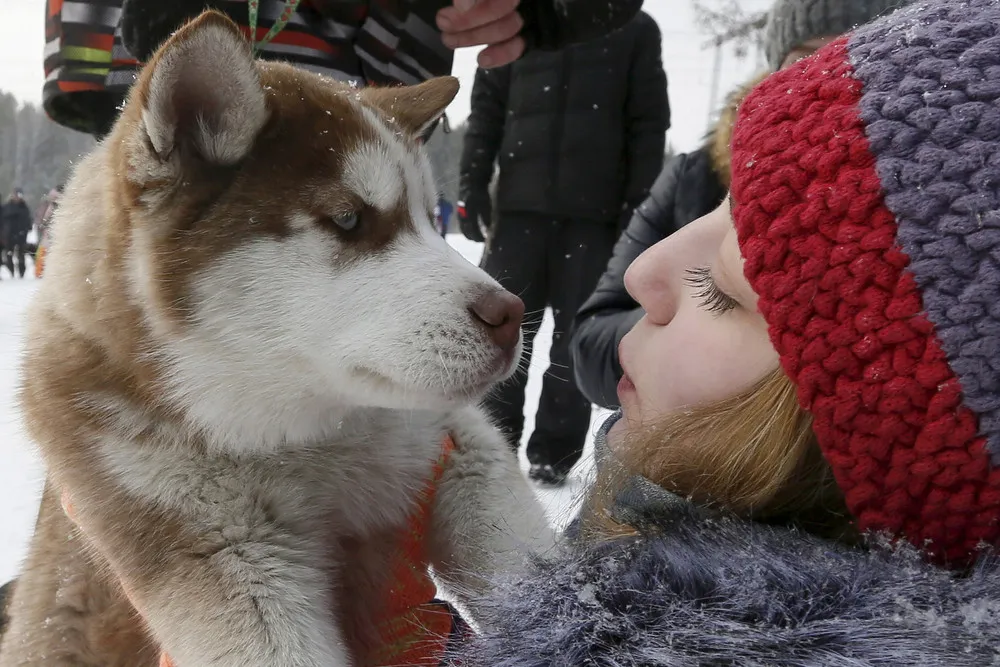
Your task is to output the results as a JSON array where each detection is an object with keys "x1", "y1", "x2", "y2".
[{"x1": 0, "y1": 12, "x2": 552, "y2": 666}]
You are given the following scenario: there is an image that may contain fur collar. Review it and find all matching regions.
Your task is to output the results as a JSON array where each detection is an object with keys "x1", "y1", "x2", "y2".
[
  {"x1": 451, "y1": 415, "x2": 1000, "y2": 666},
  {"x1": 453, "y1": 502, "x2": 1000, "y2": 666},
  {"x1": 706, "y1": 71, "x2": 770, "y2": 188}
]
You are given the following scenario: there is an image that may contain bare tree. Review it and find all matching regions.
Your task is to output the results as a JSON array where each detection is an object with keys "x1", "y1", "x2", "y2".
[
  {"x1": 692, "y1": 0, "x2": 768, "y2": 131},
  {"x1": 0, "y1": 91, "x2": 95, "y2": 209},
  {"x1": 692, "y1": 0, "x2": 768, "y2": 57}
]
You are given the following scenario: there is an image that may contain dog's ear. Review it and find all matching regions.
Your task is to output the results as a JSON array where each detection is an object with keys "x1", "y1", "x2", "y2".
[
  {"x1": 136, "y1": 10, "x2": 268, "y2": 165},
  {"x1": 361, "y1": 77, "x2": 459, "y2": 138}
]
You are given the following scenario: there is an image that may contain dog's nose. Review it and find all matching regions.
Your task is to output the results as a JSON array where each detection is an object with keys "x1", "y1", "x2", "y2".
[{"x1": 469, "y1": 289, "x2": 524, "y2": 350}]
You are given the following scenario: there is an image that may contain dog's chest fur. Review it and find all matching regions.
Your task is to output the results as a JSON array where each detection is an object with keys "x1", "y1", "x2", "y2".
[
  {"x1": 98, "y1": 408, "x2": 451, "y2": 544},
  {"x1": 94, "y1": 407, "x2": 453, "y2": 661}
]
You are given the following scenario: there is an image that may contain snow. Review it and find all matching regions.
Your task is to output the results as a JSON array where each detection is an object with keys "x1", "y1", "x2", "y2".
[
  {"x1": 0, "y1": 237, "x2": 604, "y2": 585},
  {"x1": 0, "y1": 274, "x2": 45, "y2": 585}
]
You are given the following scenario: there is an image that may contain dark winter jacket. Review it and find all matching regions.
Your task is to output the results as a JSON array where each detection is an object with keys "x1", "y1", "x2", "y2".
[
  {"x1": 42, "y1": 0, "x2": 645, "y2": 137},
  {"x1": 1, "y1": 200, "x2": 32, "y2": 246},
  {"x1": 570, "y1": 75, "x2": 765, "y2": 408},
  {"x1": 450, "y1": 414, "x2": 1000, "y2": 667},
  {"x1": 459, "y1": 12, "x2": 669, "y2": 223}
]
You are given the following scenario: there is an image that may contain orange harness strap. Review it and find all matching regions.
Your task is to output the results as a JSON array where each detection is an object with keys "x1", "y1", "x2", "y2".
[
  {"x1": 369, "y1": 434, "x2": 457, "y2": 667},
  {"x1": 63, "y1": 435, "x2": 458, "y2": 667}
]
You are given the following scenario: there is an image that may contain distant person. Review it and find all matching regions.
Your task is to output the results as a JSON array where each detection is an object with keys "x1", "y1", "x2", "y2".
[
  {"x1": 436, "y1": 196, "x2": 454, "y2": 237},
  {"x1": 1, "y1": 189, "x2": 32, "y2": 279},
  {"x1": 457, "y1": 11, "x2": 669, "y2": 485},
  {"x1": 0, "y1": 581, "x2": 9, "y2": 644},
  {"x1": 34, "y1": 186, "x2": 62, "y2": 279},
  {"x1": 570, "y1": 0, "x2": 914, "y2": 410}
]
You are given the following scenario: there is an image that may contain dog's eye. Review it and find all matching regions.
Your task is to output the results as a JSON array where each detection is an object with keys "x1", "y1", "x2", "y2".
[{"x1": 321, "y1": 212, "x2": 359, "y2": 232}]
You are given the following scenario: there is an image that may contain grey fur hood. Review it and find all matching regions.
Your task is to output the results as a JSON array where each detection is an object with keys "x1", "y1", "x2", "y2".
[{"x1": 450, "y1": 416, "x2": 1000, "y2": 666}]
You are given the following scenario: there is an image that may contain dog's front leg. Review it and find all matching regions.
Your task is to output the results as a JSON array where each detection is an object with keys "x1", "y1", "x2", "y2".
[
  {"x1": 427, "y1": 406, "x2": 556, "y2": 627},
  {"x1": 83, "y1": 510, "x2": 352, "y2": 667},
  {"x1": 0, "y1": 483, "x2": 159, "y2": 667}
]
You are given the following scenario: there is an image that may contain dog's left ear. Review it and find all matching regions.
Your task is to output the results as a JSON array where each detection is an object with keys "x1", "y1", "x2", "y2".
[
  {"x1": 135, "y1": 10, "x2": 268, "y2": 165},
  {"x1": 361, "y1": 77, "x2": 459, "y2": 138}
]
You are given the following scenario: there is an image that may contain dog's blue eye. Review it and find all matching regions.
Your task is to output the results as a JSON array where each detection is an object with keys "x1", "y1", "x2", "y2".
[{"x1": 333, "y1": 212, "x2": 359, "y2": 231}]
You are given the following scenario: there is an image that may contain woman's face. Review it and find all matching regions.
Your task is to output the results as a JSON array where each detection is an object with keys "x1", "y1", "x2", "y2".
[{"x1": 614, "y1": 198, "x2": 779, "y2": 434}]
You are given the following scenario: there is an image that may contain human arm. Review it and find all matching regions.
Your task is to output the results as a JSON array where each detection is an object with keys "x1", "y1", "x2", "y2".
[
  {"x1": 42, "y1": 0, "x2": 131, "y2": 137},
  {"x1": 457, "y1": 66, "x2": 510, "y2": 242}
]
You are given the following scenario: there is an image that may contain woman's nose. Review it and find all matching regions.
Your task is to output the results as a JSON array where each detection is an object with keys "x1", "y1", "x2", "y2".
[{"x1": 624, "y1": 237, "x2": 679, "y2": 326}]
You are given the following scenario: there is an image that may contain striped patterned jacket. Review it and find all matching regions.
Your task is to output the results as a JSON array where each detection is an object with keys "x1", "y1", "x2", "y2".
[{"x1": 43, "y1": 0, "x2": 645, "y2": 137}]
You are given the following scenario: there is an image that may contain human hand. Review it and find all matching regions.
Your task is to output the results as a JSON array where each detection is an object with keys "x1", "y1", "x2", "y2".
[
  {"x1": 436, "y1": 0, "x2": 526, "y2": 68},
  {"x1": 457, "y1": 189, "x2": 492, "y2": 243}
]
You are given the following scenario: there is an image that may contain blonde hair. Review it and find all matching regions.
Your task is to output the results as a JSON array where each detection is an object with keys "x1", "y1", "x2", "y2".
[{"x1": 584, "y1": 370, "x2": 856, "y2": 542}]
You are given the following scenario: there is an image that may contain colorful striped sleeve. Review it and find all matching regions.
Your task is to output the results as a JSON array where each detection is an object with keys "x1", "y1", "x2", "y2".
[{"x1": 43, "y1": 0, "x2": 135, "y2": 136}]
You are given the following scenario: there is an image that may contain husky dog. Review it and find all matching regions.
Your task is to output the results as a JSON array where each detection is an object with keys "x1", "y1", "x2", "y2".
[{"x1": 0, "y1": 11, "x2": 553, "y2": 667}]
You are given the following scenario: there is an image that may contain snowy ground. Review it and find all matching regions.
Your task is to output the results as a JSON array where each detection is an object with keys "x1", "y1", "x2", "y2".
[{"x1": 0, "y1": 235, "x2": 604, "y2": 585}]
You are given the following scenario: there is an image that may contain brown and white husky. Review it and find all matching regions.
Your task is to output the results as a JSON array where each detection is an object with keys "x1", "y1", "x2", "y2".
[{"x1": 0, "y1": 11, "x2": 552, "y2": 666}]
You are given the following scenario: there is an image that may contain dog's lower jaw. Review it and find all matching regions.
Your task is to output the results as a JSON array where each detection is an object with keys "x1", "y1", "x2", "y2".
[
  {"x1": 344, "y1": 343, "x2": 523, "y2": 409},
  {"x1": 152, "y1": 328, "x2": 522, "y2": 452},
  {"x1": 434, "y1": 336, "x2": 525, "y2": 400}
]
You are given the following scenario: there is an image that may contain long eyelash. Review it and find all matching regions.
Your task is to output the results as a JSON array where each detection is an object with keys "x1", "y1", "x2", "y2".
[{"x1": 684, "y1": 266, "x2": 739, "y2": 315}]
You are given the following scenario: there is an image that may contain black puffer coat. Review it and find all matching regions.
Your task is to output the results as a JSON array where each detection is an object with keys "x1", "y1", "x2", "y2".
[
  {"x1": 570, "y1": 75, "x2": 766, "y2": 408},
  {"x1": 0, "y1": 200, "x2": 32, "y2": 247},
  {"x1": 460, "y1": 11, "x2": 669, "y2": 223},
  {"x1": 449, "y1": 415, "x2": 1000, "y2": 667}
]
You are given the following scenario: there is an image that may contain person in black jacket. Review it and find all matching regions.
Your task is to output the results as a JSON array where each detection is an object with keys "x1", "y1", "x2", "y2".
[
  {"x1": 43, "y1": 0, "x2": 645, "y2": 138},
  {"x1": 1, "y1": 189, "x2": 32, "y2": 279},
  {"x1": 570, "y1": 0, "x2": 912, "y2": 410},
  {"x1": 458, "y1": 11, "x2": 669, "y2": 485}
]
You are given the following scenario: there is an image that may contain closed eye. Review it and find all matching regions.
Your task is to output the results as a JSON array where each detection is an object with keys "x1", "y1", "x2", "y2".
[{"x1": 684, "y1": 266, "x2": 738, "y2": 315}]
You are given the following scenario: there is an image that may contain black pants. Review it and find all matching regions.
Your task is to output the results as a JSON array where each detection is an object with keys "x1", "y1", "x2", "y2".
[
  {"x1": 2, "y1": 234, "x2": 27, "y2": 278},
  {"x1": 480, "y1": 213, "x2": 618, "y2": 473}
]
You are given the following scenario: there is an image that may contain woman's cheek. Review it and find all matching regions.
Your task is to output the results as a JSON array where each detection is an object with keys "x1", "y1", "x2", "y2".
[
  {"x1": 628, "y1": 312, "x2": 716, "y2": 417},
  {"x1": 664, "y1": 326, "x2": 736, "y2": 408},
  {"x1": 652, "y1": 314, "x2": 768, "y2": 414}
]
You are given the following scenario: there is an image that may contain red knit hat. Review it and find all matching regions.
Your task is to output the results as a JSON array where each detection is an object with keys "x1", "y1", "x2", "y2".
[{"x1": 731, "y1": 0, "x2": 1000, "y2": 565}]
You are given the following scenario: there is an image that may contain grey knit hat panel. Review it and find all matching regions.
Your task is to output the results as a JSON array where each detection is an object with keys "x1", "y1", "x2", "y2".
[{"x1": 763, "y1": 0, "x2": 912, "y2": 69}]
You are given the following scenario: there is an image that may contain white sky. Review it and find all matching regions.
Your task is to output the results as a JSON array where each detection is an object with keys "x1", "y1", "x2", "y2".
[{"x1": 0, "y1": 0, "x2": 771, "y2": 152}]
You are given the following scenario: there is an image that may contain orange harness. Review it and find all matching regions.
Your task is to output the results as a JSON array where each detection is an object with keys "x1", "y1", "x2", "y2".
[
  {"x1": 368, "y1": 433, "x2": 458, "y2": 666},
  {"x1": 62, "y1": 435, "x2": 459, "y2": 667}
]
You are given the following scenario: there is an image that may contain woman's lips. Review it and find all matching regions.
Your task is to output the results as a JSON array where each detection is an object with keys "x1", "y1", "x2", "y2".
[
  {"x1": 617, "y1": 339, "x2": 636, "y2": 400},
  {"x1": 617, "y1": 372, "x2": 635, "y2": 399}
]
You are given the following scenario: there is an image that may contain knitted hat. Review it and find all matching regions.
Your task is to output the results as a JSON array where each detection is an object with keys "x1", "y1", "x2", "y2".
[
  {"x1": 763, "y1": 0, "x2": 911, "y2": 69},
  {"x1": 732, "y1": 0, "x2": 1000, "y2": 565}
]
